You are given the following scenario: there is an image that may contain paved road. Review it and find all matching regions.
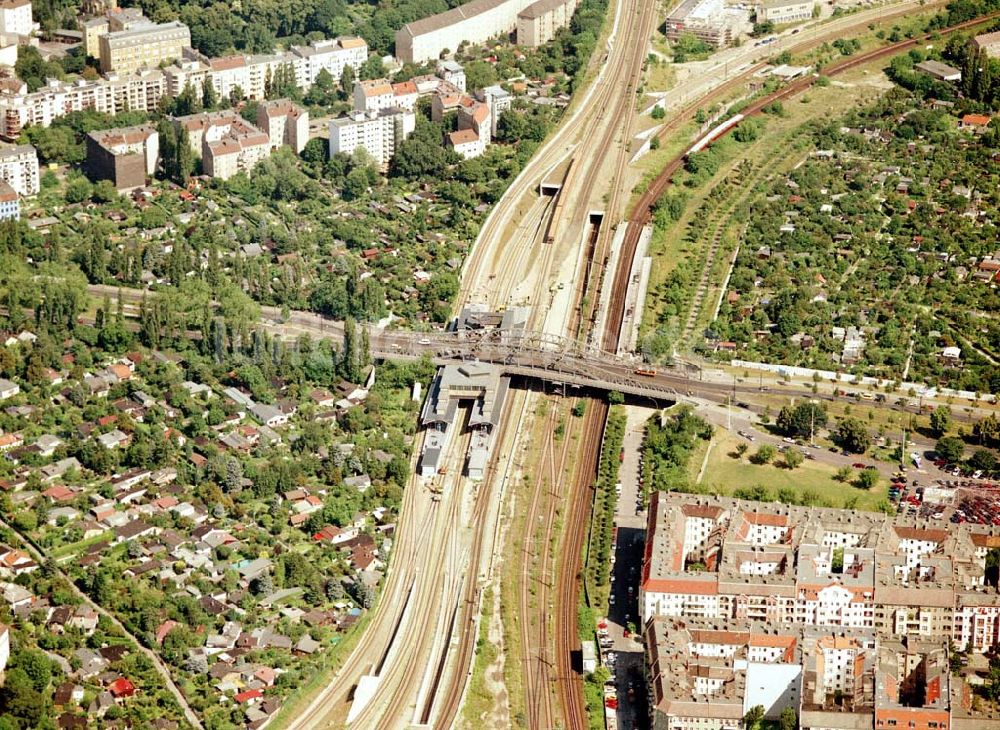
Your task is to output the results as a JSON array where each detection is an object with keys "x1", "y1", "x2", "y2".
[{"x1": 604, "y1": 407, "x2": 656, "y2": 730}]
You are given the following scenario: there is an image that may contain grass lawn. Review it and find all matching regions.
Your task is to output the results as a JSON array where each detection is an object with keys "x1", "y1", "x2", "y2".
[{"x1": 693, "y1": 432, "x2": 889, "y2": 510}]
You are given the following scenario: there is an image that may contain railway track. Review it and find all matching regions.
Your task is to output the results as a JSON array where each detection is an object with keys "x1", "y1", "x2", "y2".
[
  {"x1": 430, "y1": 389, "x2": 532, "y2": 728},
  {"x1": 554, "y1": 397, "x2": 609, "y2": 730},
  {"x1": 515, "y1": 400, "x2": 571, "y2": 729},
  {"x1": 612, "y1": 10, "x2": 1000, "y2": 361},
  {"x1": 647, "y1": 0, "x2": 955, "y2": 148},
  {"x1": 540, "y1": 0, "x2": 659, "y2": 725}
]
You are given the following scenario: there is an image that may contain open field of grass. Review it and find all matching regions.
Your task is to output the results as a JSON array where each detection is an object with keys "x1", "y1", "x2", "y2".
[{"x1": 693, "y1": 432, "x2": 890, "y2": 510}]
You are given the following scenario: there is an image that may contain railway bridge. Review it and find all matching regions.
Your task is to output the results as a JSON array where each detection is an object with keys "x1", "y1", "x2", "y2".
[{"x1": 368, "y1": 328, "x2": 684, "y2": 401}]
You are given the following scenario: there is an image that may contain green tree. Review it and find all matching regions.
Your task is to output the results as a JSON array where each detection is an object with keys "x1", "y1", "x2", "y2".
[
  {"x1": 751, "y1": 444, "x2": 776, "y2": 464},
  {"x1": 835, "y1": 418, "x2": 870, "y2": 454},
  {"x1": 176, "y1": 127, "x2": 194, "y2": 182},
  {"x1": 64, "y1": 174, "x2": 93, "y2": 203},
  {"x1": 340, "y1": 64, "x2": 356, "y2": 99},
  {"x1": 391, "y1": 118, "x2": 451, "y2": 178},
  {"x1": 855, "y1": 468, "x2": 879, "y2": 490},
  {"x1": 157, "y1": 118, "x2": 177, "y2": 180},
  {"x1": 174, "y1": 82, "x2": 202, "y2": 116},
  {"x1": 929, "y1": 406, "x2": 951, "y2": 437},
  {"x1": 743, "y1": 705, "x2": 765, "y2": 730},
  {"x1": 776, "y1": 402, "x2": 827, "y2": 439},
  {"x1": 974, "y1": 415, "x2": 1000, "y2": 446},
  {"x1": 779, "y1": 707, "x2": 798, "y2": 730},
  {"x1": 0, "y1": 668, "x2": 47, "y2": 726},
  {"x1": 970, "y1": 449, "x2": 997, "y2": 473},
  {"x1": 783, "y1": 449, "x2": 804, "y2": 469},
  {"x1": 342, "y1": 166, "x2": 370, "y2": 200},
  {"x1": 202, "y1": 77, "x2": 219, "y2": 110},
  {"x1": 91, "y1": 179, "x2": 119, "y2": 203},
  {"x1": 936, "y1": 436, "x2": 964, "y2": 463}
]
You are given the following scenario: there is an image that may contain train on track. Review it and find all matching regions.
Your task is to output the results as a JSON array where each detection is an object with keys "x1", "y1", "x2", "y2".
[{"x1": 686, "y1": 113, "x2": 745, "y2": 157}]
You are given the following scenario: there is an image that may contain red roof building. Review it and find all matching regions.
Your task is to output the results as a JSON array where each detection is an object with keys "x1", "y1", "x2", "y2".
[{"x1": 108, "y1": 678, "x2": 136, "y2": 698}]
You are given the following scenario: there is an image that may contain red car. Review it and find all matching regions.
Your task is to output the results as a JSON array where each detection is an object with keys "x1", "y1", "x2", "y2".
[{"x1": 852, "y1": 463, "x2": 866, "y2": 469}]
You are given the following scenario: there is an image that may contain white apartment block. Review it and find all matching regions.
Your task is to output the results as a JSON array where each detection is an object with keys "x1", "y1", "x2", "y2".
[
  {"x1": 755, "y1": 0, "x2": 814, "y2": 24},
  {"x1": 287, "y1": 37, "x2": 367, "y2": 91},
  {"x1": 0, "y1": 0, "x2": 33, "y2": 37},
  {"x1": 256, "y1": 99, "x2": 309, "y2": 153},
  {"x1": 395, "y1": 0, "x2": 537, "y2": 64},
  {"x1": 447, "y1": 128, "x2": 484, "y2": 159},
  {"x1": 390, "y1": 81, "x2": 419, "y2": 111},
  {"x1": 353, "y1": 79, "x2": 395, "y2": 113},
  {"x1": 329, "y1": 108, "x2": 415, "y2": 168},
  {"x1": 205, "y1": 134, "x2": 270, "y2": 180},
  {"x1": 0, "y1": 35, "x2": 366, "y2": 141},
  {"x1": 99, "y1": 20, "x2": 190, "y2": 75},
  {"x1": 0, "y1": 144, "x2": 38, "y2": 195},
  {"x1": 516, "y1": 0, "x2": 578, "y2": 47},
  {"x1": 0, "y1": 71, "x2": 167, "y2": 139},
  {"x1": 164, "y1": 36, "x2": 368, "y2": 103}
]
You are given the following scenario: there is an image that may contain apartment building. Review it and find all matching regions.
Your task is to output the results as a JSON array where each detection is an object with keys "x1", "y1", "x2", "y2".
[
  {"x1": 641, "y1": 493, "x2": 1000, "y2": 652},
  {"x1": 477, "y1": 84, "x2": 512, "y2": 135},
  {"x1": 434, "y1": 90, "x2": 491, "y2": 158},
  {"x1": 328, "y1": 108, "x2": 415, "y2": 168},
  {"x1": 256, "y1": 99, "x2": 308, "y2": 153},
  {"x1": 0, "y1": 144, "x2": 38, "y2": 195},
  {"x1": 165, "y1": 37, "x2": 368, "y2": 103},
  {"x1": 645, "y1": 617, "x2": 810, "y2": 730},
  {"x1": 0, "y1": 70, "x2": 167, "y2": 139},
  {"x1": 755, "y1": 0, "x2": 814, "y2": 24},
  {"x1": 390, "y1": 80, "x2": 419, "y2": 111},
  {"x1": 446, "y1": 128, "x2": 484, "y2": 159},
  {"x1": 664, "y1": 0, "x2": 739, "y2": 48},
  {"x1": 353, "y1": 79, "x2": 395, "y2": 113},
  {"x1": 287, "y1": 37, "x2": 367, "y2": 91},
  {"x1": 395, "y1": 0, "x2": 535, "y2": 64},
  {"x1": 437, "y1": 60, "x2": 466, "y2": 92},
  {"x1": 646, "y1": 616, "x2": 976, "y2": 730},
  {"x1": 0, "y1": 0, "x2": 33, "y2": 37},
  {"x1": 98, "y1": 20, "x2": 190, "y2": 74},
  {"x1": 0, "y1": 35, "x2": 365, "y2": 141},
  {"x1": 0, "y1": 180, "x2": 18, "y2": 220},
  {"x1": 516, "y1": 0, "x2": 578, "y2": 47},
  {"x1": 84, "y1": 124, "x2": 159, "y2": 191},
  {"x1": 174, "y1": 111, "x2": 270, "y2": 180},
  {"x1": 82, "y1": 7, "x2": 145, "y2": 58}
]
